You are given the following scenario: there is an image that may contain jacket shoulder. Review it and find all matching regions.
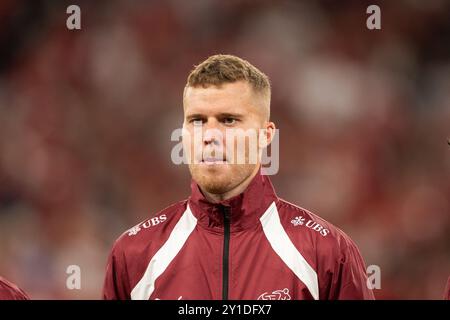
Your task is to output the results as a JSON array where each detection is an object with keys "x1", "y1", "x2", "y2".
[
  {"x1": 276, "y1": 199, "x2": 362, "y2": 257},
  {"x1": 275, "y1": 199, "x2": 373, "y2": 299},
  {"x1": 112, "y1": 199, "x2": 188, "y2": 253},
  {"x1": 0, "y1": 277, "x2": 29, "y2": 300}
]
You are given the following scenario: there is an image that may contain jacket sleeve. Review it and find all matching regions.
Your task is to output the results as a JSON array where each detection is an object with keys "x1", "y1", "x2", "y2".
[
  {"x1": 0, "y1": 277, "x2": 30, "y2": 300},
  {"x1": 323, "y1": 234, "x2": 375, "y2": 300},
  {"x1": 102, "y1": 239, "x2": 131, "y2": 300}
]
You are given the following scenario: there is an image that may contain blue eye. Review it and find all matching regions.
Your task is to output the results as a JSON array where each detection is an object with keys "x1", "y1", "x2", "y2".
[
  {"x1": 223, "y1": 118, "x2": 236, "y2": 125},
  {"x1": 190, "y1": 119, "x2": 204, "y2": 125}
]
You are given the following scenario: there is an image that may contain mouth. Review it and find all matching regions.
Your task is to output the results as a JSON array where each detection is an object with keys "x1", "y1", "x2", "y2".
[{"x1": 200, "y1": 157, "x2": 227, "y2": 165}]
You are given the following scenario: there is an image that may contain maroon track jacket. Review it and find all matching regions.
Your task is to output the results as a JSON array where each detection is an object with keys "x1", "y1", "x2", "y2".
[
  {"x1": 0, "y1": 276, "x2": 29, "y2": 300},
  {"x1": 103, "y1": 173, "x2": 374, "y2": 300}
]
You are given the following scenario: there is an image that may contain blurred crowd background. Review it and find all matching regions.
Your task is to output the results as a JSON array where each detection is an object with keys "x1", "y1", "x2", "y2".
[{"x1": 0, "y1": 0, "x2": 449, "y2": 299}]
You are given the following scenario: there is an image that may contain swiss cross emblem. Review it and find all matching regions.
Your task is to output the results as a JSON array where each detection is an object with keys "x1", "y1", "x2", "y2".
[
  {"x1": 291, "y1": 216, "x2": 305, "y2": 226},
  {"x1": 127, "y1": 225, "x2": 141, "y2": 236}
]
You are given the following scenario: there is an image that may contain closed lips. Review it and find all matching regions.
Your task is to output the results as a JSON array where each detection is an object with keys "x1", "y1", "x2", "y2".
[{"x1": 202, "y1": 157, "x2": 226, "y2": 164}]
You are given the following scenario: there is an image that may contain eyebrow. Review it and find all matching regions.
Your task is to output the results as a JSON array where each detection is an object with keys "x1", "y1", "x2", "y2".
[
  {"x1": 185, "y1": 113, "x2": 206, "y2": 122},
  {"x1": 218, "y1": 112, "x2": 243, "y2": 119},
  {"x1": 185, "y1": 112, "x2": 243, "y2": 121}
]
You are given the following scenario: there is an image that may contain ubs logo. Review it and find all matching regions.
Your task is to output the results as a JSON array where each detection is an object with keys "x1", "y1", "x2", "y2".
[
  {"x1": 291, "y1": 216, "x2": 330, "y2": 237},
  {"x1": 127, "y1": 214, "x2": 167, "y2": 236}
]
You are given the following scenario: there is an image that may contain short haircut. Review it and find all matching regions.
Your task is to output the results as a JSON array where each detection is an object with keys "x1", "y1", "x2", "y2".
[{"x1": 184, "y1": 54, "x2": 271, "y2": 119}]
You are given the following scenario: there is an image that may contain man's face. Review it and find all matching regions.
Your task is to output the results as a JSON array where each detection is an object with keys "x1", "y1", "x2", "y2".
[{"x1": 183, "y1": 81, "x2": 269, "y2": 195}]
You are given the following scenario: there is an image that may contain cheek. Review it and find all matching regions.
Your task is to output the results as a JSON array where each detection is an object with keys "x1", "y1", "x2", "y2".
[
  {"x1": 182, "y1": 128, "x2": 195, "y2": 161},
  {"x1": 226, "y1": 130, "x2": 259, "y2": 159}
]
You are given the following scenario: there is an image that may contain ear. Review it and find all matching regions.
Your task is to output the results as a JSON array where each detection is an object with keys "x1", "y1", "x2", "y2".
[{"x1": 259, "y1": 121, "x2": 276, "y2": 149}]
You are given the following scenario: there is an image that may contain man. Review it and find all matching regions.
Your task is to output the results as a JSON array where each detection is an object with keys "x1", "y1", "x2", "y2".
[
  {"x1": 0, "y1": 276, "x2": 29, "y2": 300},
  {"x1": 103, "y1": 54, "x2": 374, "y2": 300}
]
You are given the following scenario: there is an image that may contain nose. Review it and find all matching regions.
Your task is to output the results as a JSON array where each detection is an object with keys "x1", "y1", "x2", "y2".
[
  {"x1": 202, "y1": 119, "x2": 222, "y2": 146},
  {"x1": 203, "y1": 131, "x2": 218, "y2": 146}
]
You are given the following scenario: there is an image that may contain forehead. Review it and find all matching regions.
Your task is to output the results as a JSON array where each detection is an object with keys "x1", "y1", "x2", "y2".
[{"x1": 183, "y1": 81, "x2": 259, "y2": 116}]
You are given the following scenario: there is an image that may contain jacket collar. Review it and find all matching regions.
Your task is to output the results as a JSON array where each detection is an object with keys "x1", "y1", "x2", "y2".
[{"x1": 188, "y1": 171, "x2": 278, "y2": 233}]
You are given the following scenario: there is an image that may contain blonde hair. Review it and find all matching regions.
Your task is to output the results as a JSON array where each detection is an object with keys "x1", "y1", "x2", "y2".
[{"x1": 184, "y1": 54, "x2": 271, "y2": 119}]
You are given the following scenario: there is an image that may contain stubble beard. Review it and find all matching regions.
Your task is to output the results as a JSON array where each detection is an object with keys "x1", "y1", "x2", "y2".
[{"x1": 189, "y1": 162, "x2": 257, "y2": 195}]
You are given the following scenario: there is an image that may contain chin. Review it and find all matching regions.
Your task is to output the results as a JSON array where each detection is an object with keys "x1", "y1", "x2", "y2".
[
  {"x1": 191, "y1": 165, "x2": 231, "y2": 193},
  {"x1": 200, "y1": 181, "x2": 230, "y2": 195},
  {"x1": 189, "y1": 163, "x2": 258, "y2": 196}
]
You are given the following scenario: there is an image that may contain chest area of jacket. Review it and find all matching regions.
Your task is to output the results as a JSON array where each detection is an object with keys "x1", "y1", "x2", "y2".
[{"x1": 147, "y1": 228, "x2": 316, "y2": 300}]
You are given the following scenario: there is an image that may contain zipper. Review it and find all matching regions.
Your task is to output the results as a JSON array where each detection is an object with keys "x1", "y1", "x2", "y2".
[{"x1": 221, "y1": 205, "x2": 231, "y2": 300}]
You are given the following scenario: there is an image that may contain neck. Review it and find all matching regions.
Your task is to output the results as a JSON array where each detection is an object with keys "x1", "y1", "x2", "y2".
[{"x1": 201, "y1": 165, "x2": 260, "y2": 204}]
